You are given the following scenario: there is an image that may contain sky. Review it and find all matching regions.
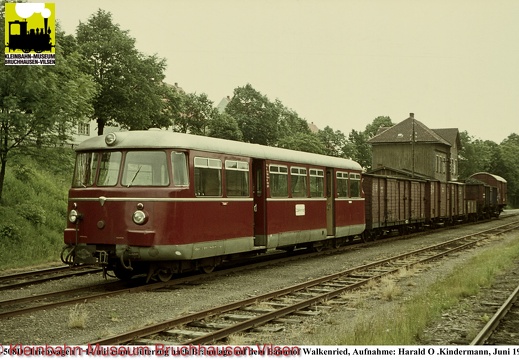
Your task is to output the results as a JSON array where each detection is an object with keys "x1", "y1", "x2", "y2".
[{"x1": 45, "y1": 0, "x2": 518, "y2": 143}]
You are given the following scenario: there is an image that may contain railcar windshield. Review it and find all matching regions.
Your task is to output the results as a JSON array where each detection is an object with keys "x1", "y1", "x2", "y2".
[
  {"x1": 72, "y1": 150, "x2": 173, "y2": 187},
  {"x1": 122, "y1": 151, "x2": 169, "y2": 187},
  {"x1": 72, "y1": 152, "x2": 122, "y2": 187}
]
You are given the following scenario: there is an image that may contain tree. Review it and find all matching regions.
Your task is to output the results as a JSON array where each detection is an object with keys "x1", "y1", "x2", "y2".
[
  {"x1": 225, "y1": 84, "x2": 279, "y2": 145},
  {"x1": 497, "y1": 134, "x2": 519, "y2": 207},
  {"x1": 344, "y1": 116, "x2": 394, "y2": 170},
  {"x1": 173, "y1": 92, "x2": 218, "y2": 135},
  {"x1": 317, "y1": 126, "x2": 347, "y2": 157},
  {"x1": 277, "y1": 133, "x2": 325, "y2": 154},
  {"x1": 207, "y1": 112, "x2": 243, "y2": 141},
  {"x1": 0, "y1": 26, "x2": 96, "y2": 201},
  {"x1": 76, "y1": 9, "x2": 169, "y2": 135}
]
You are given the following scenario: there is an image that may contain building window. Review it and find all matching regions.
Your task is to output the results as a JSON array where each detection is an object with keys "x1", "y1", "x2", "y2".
[{"x1": 78, "y1": 122, "x2": 90, "y2": 136}]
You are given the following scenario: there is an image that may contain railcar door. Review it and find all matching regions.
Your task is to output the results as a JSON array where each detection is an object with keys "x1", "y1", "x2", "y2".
[
  {"x1": 252, "y1": 159, "x2": 267, "y2": 246},
  {"x1": 326, "y1": 168, "x2": 336, "y2": 236}
]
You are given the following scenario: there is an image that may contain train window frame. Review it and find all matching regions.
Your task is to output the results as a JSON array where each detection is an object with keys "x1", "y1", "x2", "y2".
[
  {"x1": 290, "y1": 166, "x2": 308, "y2": 198},
  {"x1": 349, "y1": 173, "x2": 361, "y2": 198},
  {"x1": 121, "y1": 151, "x2": 170, "y2": 187},
  {"x1": 269, "y1": 164, "x2": 288, "y2": 198},
  {"x1": 336, "y1": 171, "x2": 349, "y2": 198},
  {"x1": 309, "y1": 168, "x2": 324, "y2": 197},
  {"x1": 171, "y1": 151, "x2": 189, "y2": 187},
  {"x1": 72, "y1": 152, "x2": 97, "y2": 188},
  {"x1": 225, "y1": 160, "x2": 249, "y2": 197},
  {"x1": 97, "y1": 151, "x2": 122, "y2": 187},
  {"x1": 194, "y1": 157, "x2": 222, "y2": 197}
]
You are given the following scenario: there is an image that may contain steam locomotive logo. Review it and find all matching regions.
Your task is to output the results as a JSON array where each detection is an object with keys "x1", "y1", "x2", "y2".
[{"x1": 4, "y1": 3, "x2": 55, "y2": 54}]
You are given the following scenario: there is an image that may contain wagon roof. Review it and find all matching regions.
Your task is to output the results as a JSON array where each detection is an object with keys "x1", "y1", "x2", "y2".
[
  {"x1": 470, "y1": 172, "x2": 507, "y2": 183},
  {"x1": 76, "y1": 130, "x2": 363, "y2": 171}
]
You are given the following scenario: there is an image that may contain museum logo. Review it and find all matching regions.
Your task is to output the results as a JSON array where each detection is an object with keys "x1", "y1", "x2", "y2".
[{"x1": 4, "y1": 3, "x2": 55, "y2": 65}]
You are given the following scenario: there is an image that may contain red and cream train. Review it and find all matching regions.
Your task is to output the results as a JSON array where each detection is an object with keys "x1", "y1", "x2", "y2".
[{"x1": 62, "y1": 130, "x2": 507, "y2": 281}]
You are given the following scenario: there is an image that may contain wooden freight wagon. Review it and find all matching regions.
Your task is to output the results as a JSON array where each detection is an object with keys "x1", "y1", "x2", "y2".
[
  {"x1": 362, "y1": 174, "x2": 427, "y2": 238},
  {"x1": 469, "y1": 172, "x2": 507, "y2": 210},
  {"x1": 448, "y1": 182, "x2": 466, "y2": 222}
]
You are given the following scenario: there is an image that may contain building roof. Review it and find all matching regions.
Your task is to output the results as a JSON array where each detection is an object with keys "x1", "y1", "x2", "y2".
[
  {"x1": 216, "y1": 96, "x2": 231, "y2": 114},
  {"x1": 432, "y1": 128, "x2": 462, "y2": 148},
  {"x1": 368, "y1": 114, "x2": 450, "y2": 146}
]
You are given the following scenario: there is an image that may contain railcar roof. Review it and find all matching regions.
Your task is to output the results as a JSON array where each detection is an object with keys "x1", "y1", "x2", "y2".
[{"x1": 76, "y1": 130, "x2": 363, "y2": 171}]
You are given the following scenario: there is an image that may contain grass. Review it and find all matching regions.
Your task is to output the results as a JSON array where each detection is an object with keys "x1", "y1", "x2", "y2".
[
  {"x1": 312, "y1": 233, "x2": 519, "y2": 345},
  {"x1": 0, "y1": 147, "x2": 74, "y2": 271},
  {"x1": 68, "y1": 303, "x2": 88, "y2": 329}
]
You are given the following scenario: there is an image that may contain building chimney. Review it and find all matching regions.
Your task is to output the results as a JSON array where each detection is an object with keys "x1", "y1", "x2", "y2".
[{"x1": 409, "y1": 113, "x2": 414, "y2": 119}]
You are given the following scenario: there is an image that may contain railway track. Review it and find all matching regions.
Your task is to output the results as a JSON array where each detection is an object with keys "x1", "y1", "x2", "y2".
[
  {"x1": 470, "y1": 283, "x2": 519, "y2": 345},
  {"x1": 0, "y1": 265, "x2": 102, "y2": 291},
  {"x1": 93, "y1": 220, "x2": 519, "y2": 345}
]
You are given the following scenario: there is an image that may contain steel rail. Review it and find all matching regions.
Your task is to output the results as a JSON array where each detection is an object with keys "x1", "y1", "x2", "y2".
[
  {"x1": 0, "y1": 268, "x2": 102, "y2": 291},
  {"x1": 94, "y1": 221, "x2": 519, "y2": 345},
  {"x1": 470, "y1": 283, "x2": 519, "y2": 345}
]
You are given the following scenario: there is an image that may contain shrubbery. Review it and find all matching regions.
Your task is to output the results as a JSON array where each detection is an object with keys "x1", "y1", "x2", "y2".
[{"x1": 0, "y1": 148, "x2": 74, "y2": 270}]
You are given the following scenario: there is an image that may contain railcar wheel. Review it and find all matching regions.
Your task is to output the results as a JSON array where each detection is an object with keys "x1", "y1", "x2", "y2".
[
  {"x1": 113, "y1": 266, "x2": 134, "y2": 281},
  {"x1": 201, "y1": 265, "x2": 215, "y2": 274},
  {"x1": 157, "y1": 269, "x2": 173, "y2": 282}
]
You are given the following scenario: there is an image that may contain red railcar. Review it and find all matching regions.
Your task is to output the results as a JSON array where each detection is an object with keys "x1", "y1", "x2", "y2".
[{"x1": 63, "y1": 130, "x2": 364, "y2": 280}]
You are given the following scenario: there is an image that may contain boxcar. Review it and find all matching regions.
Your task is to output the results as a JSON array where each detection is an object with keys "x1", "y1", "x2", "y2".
[
  {"x1": 362, "y1": 174, "x2": 426, "y2": 238},
  {"x1": 63, "y1": 130, "x2": 365, "y2": 281}
]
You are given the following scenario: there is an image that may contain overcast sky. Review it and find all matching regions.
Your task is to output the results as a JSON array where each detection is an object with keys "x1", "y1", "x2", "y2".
[{"x1": 48, "y1": 0, "x2": 518, "y2": 143}]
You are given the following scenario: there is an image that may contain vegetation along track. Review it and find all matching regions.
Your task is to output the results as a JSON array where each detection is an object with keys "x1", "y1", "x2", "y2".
[
  {"x1": 0, "y1": 265, "x2": 101, "y2": 291},
  {"x1": 93, "y1": 220, "x2": 519, "y2": 345},
  {"x1": 470, "y1": 282, "x2": 519, "y2": 345}
]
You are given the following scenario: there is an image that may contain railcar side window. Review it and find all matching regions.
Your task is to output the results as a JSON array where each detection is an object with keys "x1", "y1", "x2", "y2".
[
  {"x1": 225, "y1": 160, "x2": 249, "y2": 197},
  {"x1": 195, "y1": 157, "x2": 222, "y2": 196},
  {"x1": 73, "y1": 152, "x2": 96, "y2": 187},
  {"x1": 97, "y1": 152, "x2": 122, "y2": 186},
  {"x1": 336, "y1": 171, "x2": 349, "y2": 197},
  {"x1": 309, "y1": 169, "x2": 324, "y2": 197},
  {"x1": 349, "y1": 173, "x2": 361, "y2": 197},
  {"x1": 122, "y1": 151, "x2": 169, "y2": 187},
  {"x1": 269, "y1": 165, "x2": 288, "y2": 197},
  {"x1": 171, "y1": 152, "x2": 189, "y2": 186},
  {"x1": 291, "y1": 167, "x2": 307, "y2": 198}
]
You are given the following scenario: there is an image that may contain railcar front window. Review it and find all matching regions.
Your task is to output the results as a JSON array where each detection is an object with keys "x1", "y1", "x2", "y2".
[
  {"x1": 73, "y1": 153, "x2": 96, "y2": 187},
  {"x1": 171, "y1": 152, "x2": 189, "y2": 186},
  {"x1": 98, "y1": 152, "x2": 122, "y2": 186},
  {"x1": 122, "y1": 151, "x2": 169, "y2": 187}
]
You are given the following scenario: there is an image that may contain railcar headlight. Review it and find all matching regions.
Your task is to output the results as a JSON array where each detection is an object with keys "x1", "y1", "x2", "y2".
[
  {"x1": 69, "y1": 209, "x2": 79, "y2": 223},
  {"x1": 132, "y1": 210, "x2": 147, "y2": 225},
  {"x1": 105, "y1": 133, "x2": 117, "y2": 146}
]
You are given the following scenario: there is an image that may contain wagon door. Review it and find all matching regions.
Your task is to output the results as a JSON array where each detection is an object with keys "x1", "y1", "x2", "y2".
[{"x1": 252, "y1": 159, "x2": 267, "y2": 246}]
